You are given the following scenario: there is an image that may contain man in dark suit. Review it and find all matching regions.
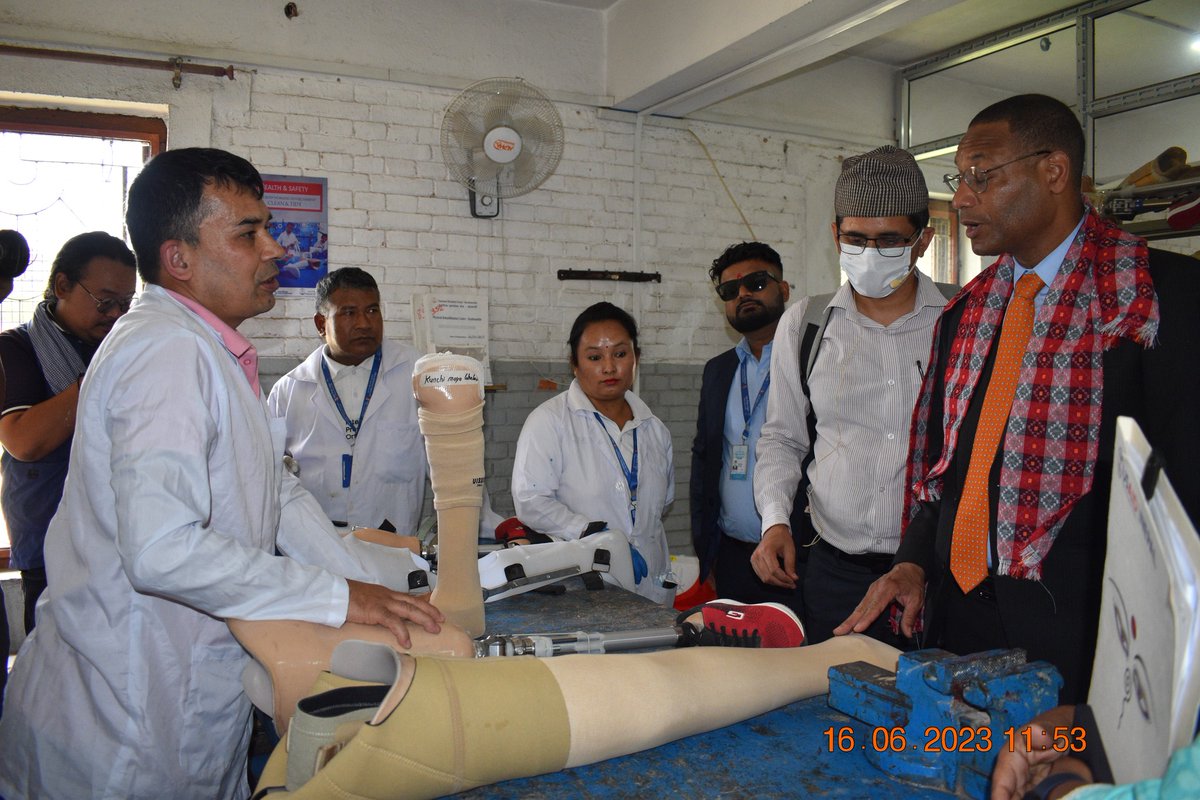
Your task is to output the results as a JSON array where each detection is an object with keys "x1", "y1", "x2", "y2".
[
  {"x1": 690, "y1": 242, "x2": 804, "y2": 616},
  {"x1": 839, "y1": 94, "x2": 1200, "y2": 703}
]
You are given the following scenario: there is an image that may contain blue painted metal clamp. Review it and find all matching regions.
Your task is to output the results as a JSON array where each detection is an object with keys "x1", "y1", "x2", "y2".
[{"x1": 827, "y1": 648, "x2": 1062, "y2": 797}]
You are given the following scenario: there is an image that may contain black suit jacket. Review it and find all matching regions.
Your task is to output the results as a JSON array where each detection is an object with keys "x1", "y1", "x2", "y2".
[
  {"x1": 895, "y1": 248, "x2": 1200, "y2": 701},
  {"x1": 691, "y1": 347, "x2": 806, "y2": 580}
]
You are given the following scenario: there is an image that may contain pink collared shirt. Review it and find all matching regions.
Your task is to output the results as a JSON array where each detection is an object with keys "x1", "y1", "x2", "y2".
[{"x1": 164, "y1": 289, "x2": 261, "y2": 397}]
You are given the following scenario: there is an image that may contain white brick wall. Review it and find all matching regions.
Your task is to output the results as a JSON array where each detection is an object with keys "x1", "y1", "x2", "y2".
[
  {"x1": 2, "y1": 54, "x2": 862, "y2": 557},
  {"x1": 210, "y1": 68, "x2": 852, "y2": 364}
]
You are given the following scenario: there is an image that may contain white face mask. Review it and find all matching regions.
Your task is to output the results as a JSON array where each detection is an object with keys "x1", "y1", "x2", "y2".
[{"x1": 840, "y1": 246, "x2": 915, "y2": 298}]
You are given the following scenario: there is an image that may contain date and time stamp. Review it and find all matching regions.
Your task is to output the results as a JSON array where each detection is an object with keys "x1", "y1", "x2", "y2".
[{"x1": 823, "y1": 725, "x2": 1087, "y2": 754}]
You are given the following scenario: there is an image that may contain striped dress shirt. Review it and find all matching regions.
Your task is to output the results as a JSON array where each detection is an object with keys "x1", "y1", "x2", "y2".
[{"x1": 754, "y1": 272, "x2": 947, "y2": 555}]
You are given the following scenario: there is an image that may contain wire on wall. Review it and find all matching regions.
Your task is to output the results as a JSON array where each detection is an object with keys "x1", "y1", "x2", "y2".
[{"x1": 686, "y1": 129, "x2": 756, "y2": 240}]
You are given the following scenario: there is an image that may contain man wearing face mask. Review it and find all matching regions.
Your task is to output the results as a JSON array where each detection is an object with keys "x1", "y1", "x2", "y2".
[{"x1": 751, "y1": 145, "x2": 955, "y2": 646}]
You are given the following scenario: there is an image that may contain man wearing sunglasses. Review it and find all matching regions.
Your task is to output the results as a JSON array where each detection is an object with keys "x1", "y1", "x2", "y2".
[
  {"x1": 752, "y1": 145, "x2": 952, "y2": 647},
  {"x1": 839, "y1": 95, "x2": 1200, "y2": 704},
  {"x1": 692, "y1": 241, "x2": 805, "y2": 617},
  {"x1": 0, "y1": 231, "x2": 136, "y2": 634}
]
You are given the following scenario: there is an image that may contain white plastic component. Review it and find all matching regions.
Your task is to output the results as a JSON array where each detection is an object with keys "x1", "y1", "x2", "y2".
[
  {"x1": 669, "y1": 554, "x2": 700, "y2": 594},
  {"x1": 478, "y1": 529, "x2": 636, "y2": 602}
]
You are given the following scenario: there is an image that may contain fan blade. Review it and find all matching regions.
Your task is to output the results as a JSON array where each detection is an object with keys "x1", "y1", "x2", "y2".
[
  {"x1": 508, "y1": 115, "x2": 556, "y2": 154},
  {"x1": 482, "y1": 89, "x2": 521, "y2": 132},
  {"x1": 470, "y1": 147, "x2": 503, "y2": 184},
  {"x1": 511, "y1": 149, "x2": 538, "y2": 192},
  {"x1": 443, "y1": 110, "x2": 484, "y2": 146}
]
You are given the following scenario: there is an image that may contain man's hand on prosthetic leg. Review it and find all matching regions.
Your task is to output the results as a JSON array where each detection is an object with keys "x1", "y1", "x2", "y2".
[{"x1": 345, "y1": 580, "x2": 444, "y2": 649}]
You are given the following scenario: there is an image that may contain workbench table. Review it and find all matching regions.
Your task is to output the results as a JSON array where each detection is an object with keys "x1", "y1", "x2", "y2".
[{"x1": 454, "y1": 581, "x2": 962, "y2": 799}]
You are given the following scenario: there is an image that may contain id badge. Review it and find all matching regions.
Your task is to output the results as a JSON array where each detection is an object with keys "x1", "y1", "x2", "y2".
[
  {"x1": 729, "y1": 444, "x2": 749, "y2": 480},
  {"x1": 342, "y1": 453, "x2": 353, "y2": 488}
]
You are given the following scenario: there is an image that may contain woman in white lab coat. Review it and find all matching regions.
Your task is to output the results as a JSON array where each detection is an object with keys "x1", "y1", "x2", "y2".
[{"x1": 511, "y1": 302, "x2": 675, "y2": 605}]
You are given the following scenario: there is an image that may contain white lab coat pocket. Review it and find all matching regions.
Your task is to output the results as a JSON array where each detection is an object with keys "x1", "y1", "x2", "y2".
[
  {"x1": 178, "y1": 640, "x2": 253, "y2": 796},
  {"x1": 378, "y1": 423, "x2": 424, "y2": 481}
]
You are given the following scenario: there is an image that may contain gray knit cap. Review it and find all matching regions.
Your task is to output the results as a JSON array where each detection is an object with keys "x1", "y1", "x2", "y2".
[{"x1": 834, "y1": 145, "x2": 928, "y2": 217}]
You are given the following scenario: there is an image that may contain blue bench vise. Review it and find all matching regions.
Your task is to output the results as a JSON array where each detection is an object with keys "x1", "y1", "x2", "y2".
[{"x1": 827, "y1": 649, "x2": 1062, "y2": 798}]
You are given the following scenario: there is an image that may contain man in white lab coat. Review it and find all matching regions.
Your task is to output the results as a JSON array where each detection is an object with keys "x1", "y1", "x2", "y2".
[
  {"x1": 0, "y1": 148, "x2": 444, "y2": 800},
  {"x1": 269, "y1": 267, "x2": 427, "y2": 534}
]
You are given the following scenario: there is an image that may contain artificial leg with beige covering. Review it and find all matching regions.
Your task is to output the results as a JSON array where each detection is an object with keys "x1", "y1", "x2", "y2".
[
  {"x1": 230, "y1": 354, "x2": 488, "y2": 733},
  {"x1": 413, "y1": 352, "x2": 487, "y2": 637},
  {"x1": 253, "y1": 634, "x2": 900, "y2": 799}
]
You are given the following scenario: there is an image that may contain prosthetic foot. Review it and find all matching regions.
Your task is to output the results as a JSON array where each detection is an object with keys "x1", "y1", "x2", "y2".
[
  {"x1": 675, "y1": 600, "x2": 806, "y2": 648},
  {"x1": 413, "y1": 352, "x2": 487, "y2": 637}
]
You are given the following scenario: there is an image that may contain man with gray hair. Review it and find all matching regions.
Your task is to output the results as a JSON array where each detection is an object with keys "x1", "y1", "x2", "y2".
[{"x1": 751, "y1": 145, "x2": 954, "y2": 646}]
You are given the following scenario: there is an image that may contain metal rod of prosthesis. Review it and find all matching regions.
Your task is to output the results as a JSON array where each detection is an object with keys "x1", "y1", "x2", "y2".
[{"x1": 474, "y1": 627, "x2": 684, "y2": 658}]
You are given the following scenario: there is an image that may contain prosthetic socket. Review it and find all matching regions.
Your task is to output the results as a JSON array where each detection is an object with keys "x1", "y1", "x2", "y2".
[
  {"x1": 228, "y1": 617, "x2": 473, "y2": 736},
  {"x1": 412, "y1": 352, "x2": 487, "y2": 637}
]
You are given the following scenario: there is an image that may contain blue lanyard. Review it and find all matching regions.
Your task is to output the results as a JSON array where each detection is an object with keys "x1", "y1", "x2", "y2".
[
  {"x1": 320, "y1": 348, "x2": 382, "y2": 442},
  {"x1": 593, "y1": 412, "x2": 638, "y2": 525},
  {"x1": 739, "y1": 357, "x2": 770, "y2": 442}
]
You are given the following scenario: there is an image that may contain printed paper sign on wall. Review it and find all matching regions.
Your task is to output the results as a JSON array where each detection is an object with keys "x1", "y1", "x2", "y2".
[{"x1": 262, "y1": 175, "x2": 329, "y2": 298}]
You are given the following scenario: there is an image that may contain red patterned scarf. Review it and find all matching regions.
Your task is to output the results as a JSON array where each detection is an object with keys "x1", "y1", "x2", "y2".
[{"x1": 903, "y1": 207, "x2": 1159, "y2": 579}]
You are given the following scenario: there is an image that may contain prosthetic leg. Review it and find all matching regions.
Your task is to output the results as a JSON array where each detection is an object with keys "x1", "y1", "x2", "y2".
[
  {"x1": 253, "y1": 635, "x2": 900, "y2": 798},
  {"x1": 412, "y1": 352, "x2": 487, "y2": 637}
]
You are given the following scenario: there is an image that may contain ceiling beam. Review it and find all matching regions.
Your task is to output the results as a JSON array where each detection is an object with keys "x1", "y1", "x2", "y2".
[{"x1": 609, "y1": 0, "x2": 964, "y2": 117}]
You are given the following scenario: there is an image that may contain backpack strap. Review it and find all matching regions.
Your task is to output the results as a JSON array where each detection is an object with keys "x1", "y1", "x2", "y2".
[
  {"x1": 799, "y1": 292, "x2": 836, "y2": 392},
  {"x1": 799, "y1": 282, "x2": 957, "y2": 389},
  {"x1": 797, "y1": 292, "x2": 836, "y2": 463}
]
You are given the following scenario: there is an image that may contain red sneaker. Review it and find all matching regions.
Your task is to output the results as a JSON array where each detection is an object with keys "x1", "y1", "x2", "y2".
[{"x1": 676, "y1": 600, "x2": 805, "y2": 648}]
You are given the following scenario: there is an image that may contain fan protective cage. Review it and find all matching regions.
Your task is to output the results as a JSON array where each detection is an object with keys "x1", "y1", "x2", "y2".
[{"x1": 440, "y1": 77, "x2": 564, "y2": 200}]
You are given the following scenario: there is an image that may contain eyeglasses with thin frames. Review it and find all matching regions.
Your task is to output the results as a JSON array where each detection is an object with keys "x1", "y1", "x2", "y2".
[
  {"x1": 943, "y1": 150, "x2": 1052, "y2": 194},
  {"x1": 714, "y1": 270, "x2": 781, "y2": 302},
  {"x1": 76, "y1": 281, "x2": 135, "y2": 315},
  {"x1": 836, "y1": 229, "x2": 921, "y2": 258}
]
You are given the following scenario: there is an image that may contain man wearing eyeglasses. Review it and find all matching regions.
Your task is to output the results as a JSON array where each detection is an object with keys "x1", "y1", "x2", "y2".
[
  {"x1": 751, "y1": 145, "x2": 952, "y2": 647},
  {"x1": 0, "y1": 231, "x2": 136, "y2": 634},
  {"x1": 692, "y1": 241, "x2": 805, "y2": 615},
  {"x1": 838, "y1": 94, "x2": 1200, "y2": 703}
]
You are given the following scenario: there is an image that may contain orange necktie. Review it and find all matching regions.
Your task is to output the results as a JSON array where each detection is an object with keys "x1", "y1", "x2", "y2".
[{"x1": 950, "y1": 272, "x2": 1044, "y2": 593}]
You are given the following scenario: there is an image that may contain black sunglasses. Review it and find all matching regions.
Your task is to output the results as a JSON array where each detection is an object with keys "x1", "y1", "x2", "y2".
[{"x1": 715, "y1": 270, "x2": 780, "y2": 302}]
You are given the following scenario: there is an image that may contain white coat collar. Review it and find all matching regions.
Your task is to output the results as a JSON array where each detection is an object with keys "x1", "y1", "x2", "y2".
[
  {"x1": 565, "y1": 378, "x2": 653, "y2": 427},
  {"x1": 292, "y1": 338, "x2": 411, "y2": 385}
]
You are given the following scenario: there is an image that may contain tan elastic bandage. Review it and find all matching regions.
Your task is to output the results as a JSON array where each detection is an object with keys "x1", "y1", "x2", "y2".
[
  {"x1": 265, "y1": 655, "x2": 571, "y2": 799},
  {"x1": 416, "y1": 405, "x2": 485, "y2": 510}
]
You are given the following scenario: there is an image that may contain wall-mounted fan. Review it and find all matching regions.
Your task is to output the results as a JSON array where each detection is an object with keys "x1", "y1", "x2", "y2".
[{"x1": 440, "y1": 77, "x2": 564, "y2": 218}]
